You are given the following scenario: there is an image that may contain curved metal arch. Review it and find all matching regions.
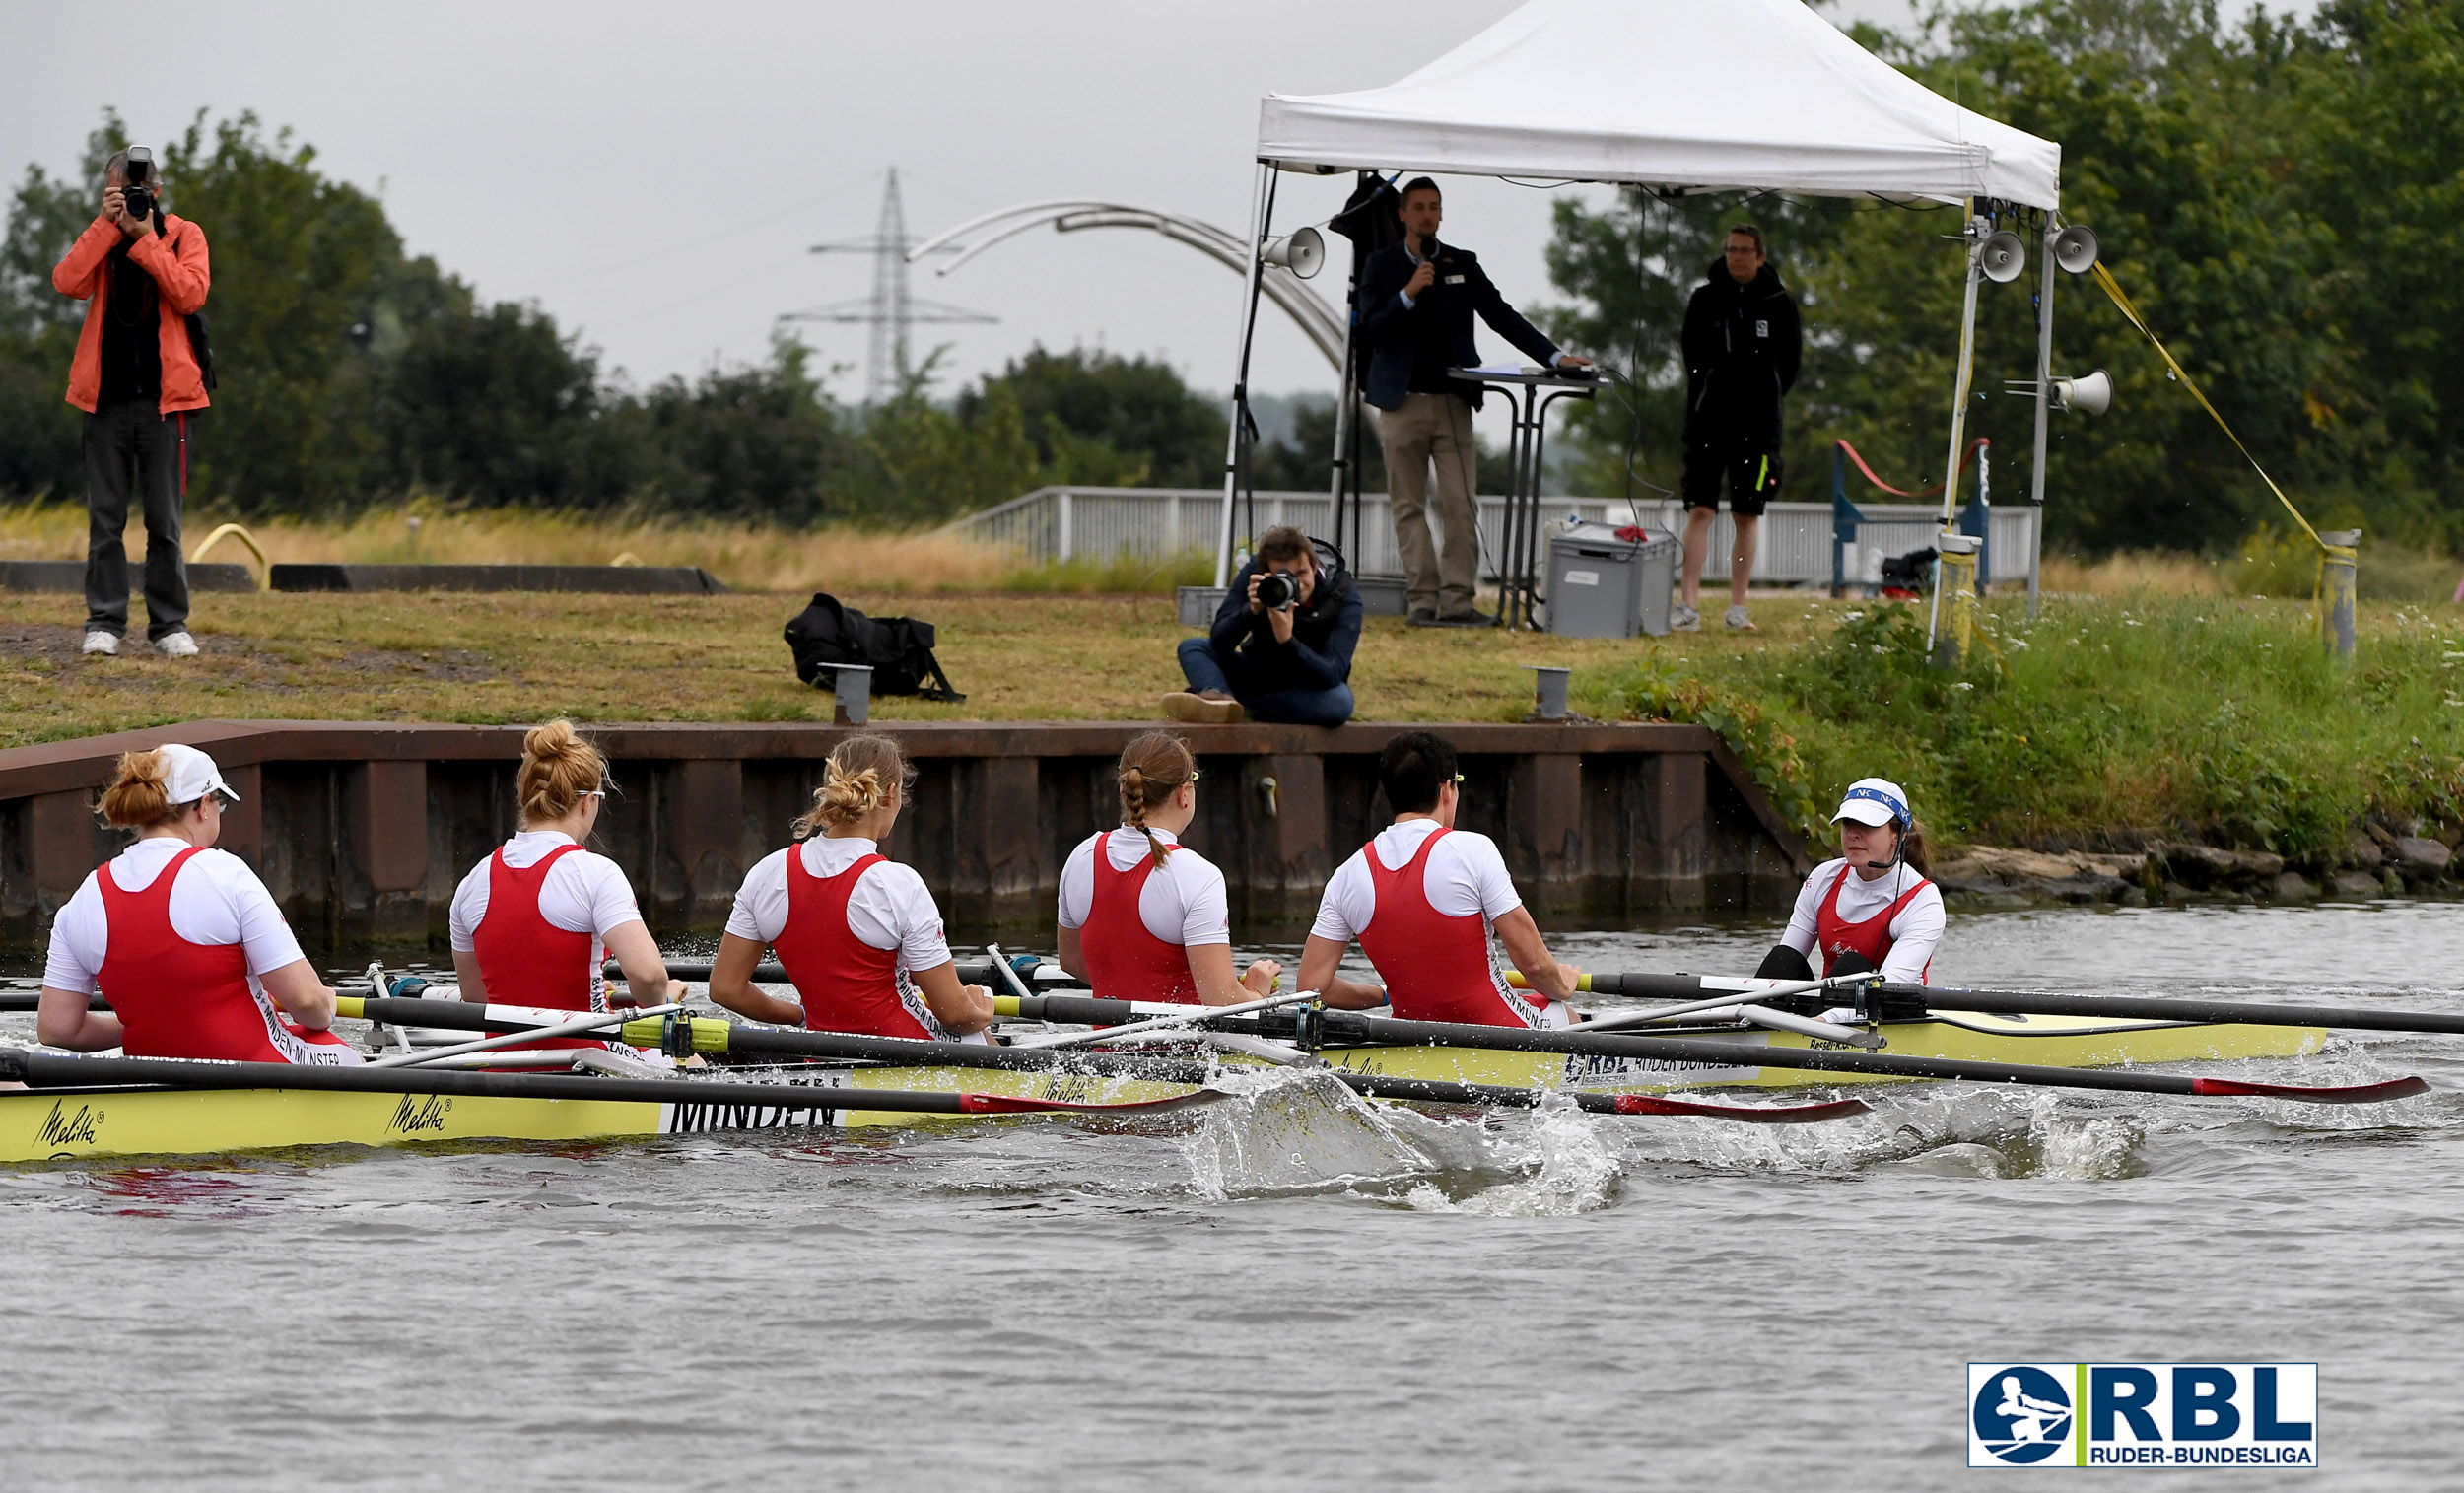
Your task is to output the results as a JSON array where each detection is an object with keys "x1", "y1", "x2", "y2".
[{"x1": 908, "y1": 201, "x2": 1345, "y2": 370}]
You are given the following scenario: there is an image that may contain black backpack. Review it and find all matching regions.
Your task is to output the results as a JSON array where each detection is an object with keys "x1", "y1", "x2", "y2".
[{"x1": 784, "y1": 592, "x2": 965, "y2": 702}]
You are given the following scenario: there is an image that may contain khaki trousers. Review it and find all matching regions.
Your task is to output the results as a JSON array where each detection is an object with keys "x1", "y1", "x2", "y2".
[{"x1": 1376, "y1": 391, "x2": 1480, "y2": 614}]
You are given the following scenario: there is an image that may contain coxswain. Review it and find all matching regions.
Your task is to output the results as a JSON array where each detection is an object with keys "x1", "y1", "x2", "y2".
[
  {"x1": 449, "y1": 720, "x2": 684, "y2": 1060},
  {"x1": 708, "y1": 734, "x2": 994, "y2": 1043},
  {"x1": 37, "y1": 744, "x2": 361, "y2": 1064},
  {"x1": 1297, "y1": 730, "x2": 1581, "y2": 1026},
  {"x1": 1057, "y1": 731, "x2": 1289, "y2": 1006},
  {"x1": 1755, "y1": 777, "x2": 1942, "y2": 984}
]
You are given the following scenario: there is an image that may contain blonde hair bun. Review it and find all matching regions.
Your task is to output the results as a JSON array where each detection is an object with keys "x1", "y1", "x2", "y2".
[
  {"x1": 794, "y1": 734, "x2": 916, "y2": 838},
  {"x1": 516, "y1": 719, "x2": 609, "y2": 825}
]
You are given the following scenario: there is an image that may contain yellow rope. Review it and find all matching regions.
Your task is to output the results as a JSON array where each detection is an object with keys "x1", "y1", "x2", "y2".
[{"x1": 2090, "y1": 262, "x2": 2354, "y2": 638}]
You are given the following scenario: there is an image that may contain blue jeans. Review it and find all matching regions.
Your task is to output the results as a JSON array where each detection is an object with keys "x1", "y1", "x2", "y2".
[{"x1": 1178, "y1": 637, "x2": 1354, "y2": 726}]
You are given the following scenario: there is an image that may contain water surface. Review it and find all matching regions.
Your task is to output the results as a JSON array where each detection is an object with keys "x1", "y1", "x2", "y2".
[{"x1": 3, "y1": 902, "x2": 2458, "y2": 1490}]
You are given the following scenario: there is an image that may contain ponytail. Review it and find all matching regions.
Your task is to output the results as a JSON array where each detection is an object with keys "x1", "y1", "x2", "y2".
[
  {"x1": 1899, "y1": 819, "x2": 1932, "y2": 878},
  {"x1": 96, "y1": 749, "x2": 180, "y2": 830},
  {"x1": 795, "y1": 734, "x2": 915, "y2": 838},
  {"x1": 1117, "y1": 731, "x2": 1195, "y2": 869},
  {"x1": 516, "y1": 719, "x2": 609, "y2": 826}
]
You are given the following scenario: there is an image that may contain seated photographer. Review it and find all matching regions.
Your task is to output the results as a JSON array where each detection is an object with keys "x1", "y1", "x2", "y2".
[{"x1": 1167, "y1": 526, "x2": 1361, "y2": 727}]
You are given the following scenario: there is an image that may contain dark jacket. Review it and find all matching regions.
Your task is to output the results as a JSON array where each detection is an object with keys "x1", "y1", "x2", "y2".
[
  {"x1": 1356, "y1": 239, "x2": 1558, "y2": 412},
  {"x1": 1208, "y1": 539, "x2": 1363, "y2": 694},
  {"x1": 1681, "y1": 257, "x2": 1801, "y2": 447}
]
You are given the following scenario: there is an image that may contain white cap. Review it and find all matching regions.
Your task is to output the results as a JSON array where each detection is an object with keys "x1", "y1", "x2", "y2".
[
  {"x1": 157, "y1": 743, "x2": 239, "y2": 806},
  {"x1": 1832, "y1": 777, "x2": 1909, "y2": 829}
]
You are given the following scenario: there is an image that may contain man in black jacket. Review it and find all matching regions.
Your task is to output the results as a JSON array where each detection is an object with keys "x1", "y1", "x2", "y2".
[
  {"x1": 1677, "y1": 224, "x2": 1801, "y2": 633},
  {"x1": 1168, "y1": 527, "x2": 1361, "y2": 726},
  {"x1": 1357, "y1": 177, "x2": 1589, "y2": 626}
]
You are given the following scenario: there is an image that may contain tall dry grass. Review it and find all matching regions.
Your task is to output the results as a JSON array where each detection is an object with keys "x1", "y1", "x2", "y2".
[{"x1": 0, "y1": 499, "x2": 1209, "y2": 594}]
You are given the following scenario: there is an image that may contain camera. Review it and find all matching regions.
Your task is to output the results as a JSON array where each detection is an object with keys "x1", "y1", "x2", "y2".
[
  {"x1": 120, "y1": 147, "x2": 155, "y2": 222},
  {"x1": 1256, "y1": 571, "x2": 1300, "y2": 610}
]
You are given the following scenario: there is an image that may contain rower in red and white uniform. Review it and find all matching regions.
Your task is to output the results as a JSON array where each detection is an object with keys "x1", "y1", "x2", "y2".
[
  {"x1": 1055, "y1": 732, "x2": 1296, "y2": 1006},
  {"x1": 37, "y1": 744, "x2": 361, "y2": 1065},
  {"x1": 1299, "y1": 730, "x2": 1582, "y2": 1027},
  {"x1": 449, "y1": 720, "x2": 684, "y2": 1060},
  {"x1": 1756, "y1": 777, "x2": 1944, "y2": 984},
  {"x1": 708, "y1": 734, "x2": 994, "y2": 1044}
]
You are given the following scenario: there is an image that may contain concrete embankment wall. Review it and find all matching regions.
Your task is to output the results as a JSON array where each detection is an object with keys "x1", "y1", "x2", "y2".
[{"x1": 0, "y1": 719, "x2": 1810, "y2": 944}]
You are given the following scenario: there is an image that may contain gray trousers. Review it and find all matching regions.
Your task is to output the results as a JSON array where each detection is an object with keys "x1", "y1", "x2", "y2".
[
  {"x1": 83, "y1": 398, "x2": 190, "y2": 640},
  {"x1": 1376, "y1": 391, "x2": 1481, "y2": 614}
]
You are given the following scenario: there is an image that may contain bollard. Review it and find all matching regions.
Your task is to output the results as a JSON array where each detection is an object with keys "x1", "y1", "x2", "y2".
[
  {"x1": 2317, "y1": 528, "x2": 2359, "y2": 660},
  {"x1": 1527, "y1": 665, "x2": 1571, "y2": 721},
  {"x1": 832, "y1": 664, "x2": 875, "y2": 725},
  {"x1": 1931, "y1": 533, "x2": 1982, "y2": 669}
]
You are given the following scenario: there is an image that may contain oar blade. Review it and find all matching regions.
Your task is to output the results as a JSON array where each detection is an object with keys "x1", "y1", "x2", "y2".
[
  {"x1": 2187, "y1": 1075, "x2": 2431, "y2": 1106},
  {"x1": 1610, "y1": 1093, "x2": 1871, "y2": 1124},
  {"x1": 956, "y1": 1088, "x2": 1233, "y2": 1116}
]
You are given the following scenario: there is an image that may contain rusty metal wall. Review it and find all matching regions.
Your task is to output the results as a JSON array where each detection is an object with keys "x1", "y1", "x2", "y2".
[{"x1": 0, "y1": 721, "x2": 1808, "y2": 945}]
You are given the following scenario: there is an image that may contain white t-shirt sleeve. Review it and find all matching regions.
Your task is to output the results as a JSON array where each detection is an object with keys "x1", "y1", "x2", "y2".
[
  {"x1": 849, "y1": 861, "x2": 953, "y2": 973},
  {"x1": 1168, "y1": 850, "x2": 1231, "y2": 947},
  {"x1": 448, "y1": 860, "x2": 489, "y2": 952},
  {"x1": 1882, "y1": 884, "x2": 1947, "y2": 984},
  {"x1": 1056, "y1": 835, "x2": 1097, "y2": 931},
  {"x1": 1435, "y1": 832, "x2": 1522, "y2": 921},
  {"x1": 724, "y1": 848, "x2": 792, "y2": 944},
  {"x1": 1781, "y1": 860, "x2": 1843, "y2": 958},
  {"x1": 1309, "y1": 852, "x2": 1372, "y2": 943},
  {"x1": 208, "y1": 850, "x2": 307, "y2": 974},
  {"x1": 543, "y1": 851, "x2": 643, "y2": 936},
  {"x1": 40, "y1": 874, "x2": 106, "y2": 994}
]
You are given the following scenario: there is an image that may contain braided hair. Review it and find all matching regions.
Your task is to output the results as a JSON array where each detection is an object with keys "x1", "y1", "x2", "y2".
[{"x1": 1117, "y1": 731, "x2": 1196, "y2": 869}]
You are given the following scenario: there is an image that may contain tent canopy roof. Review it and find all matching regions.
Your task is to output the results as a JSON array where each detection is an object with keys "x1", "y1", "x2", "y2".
[{"x1": 1257, "y1": 0, "x2": 2059, "y2": 209}]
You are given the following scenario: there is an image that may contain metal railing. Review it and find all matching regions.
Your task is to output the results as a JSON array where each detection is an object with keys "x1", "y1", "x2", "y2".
[{"x1": 943, "y1": 485, "x2": 2038, "y2": 587}]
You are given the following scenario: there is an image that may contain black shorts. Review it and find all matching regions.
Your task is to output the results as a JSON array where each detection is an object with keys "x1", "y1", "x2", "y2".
[{"x1": 1681, "y1": 442, "x2": 1782, "y2": 516}]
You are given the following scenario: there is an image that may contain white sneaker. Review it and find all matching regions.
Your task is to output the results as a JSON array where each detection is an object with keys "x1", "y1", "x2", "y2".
[
  {"x1": 1723, "y1": 605, "x2": 1756, "y2": 633},
  {"x1": 1669, "y1": 603, "x2": 1701, "y2": 633},
  {"x1": 154, "y1": 631, "x2": 199, "y2": 658},
  {"x1": 81, "y1": 631, "x2": 118, "y2": 656}
]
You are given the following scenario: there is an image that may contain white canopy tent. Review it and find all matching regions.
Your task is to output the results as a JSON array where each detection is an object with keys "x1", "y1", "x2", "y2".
[{"x1": 1215, "y1": 0, "x2": 2070, "y2": 618}]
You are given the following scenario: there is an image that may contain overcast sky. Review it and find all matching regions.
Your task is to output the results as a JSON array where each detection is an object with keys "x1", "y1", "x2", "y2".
[{"x1": 6, "y1": 0, "x2": 1970, "y2": 408}]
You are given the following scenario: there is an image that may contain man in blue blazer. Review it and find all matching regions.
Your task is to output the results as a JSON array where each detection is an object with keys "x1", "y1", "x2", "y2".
[{"x1": 1356, "y1": 177, "x2": 1589, "y2": 625}]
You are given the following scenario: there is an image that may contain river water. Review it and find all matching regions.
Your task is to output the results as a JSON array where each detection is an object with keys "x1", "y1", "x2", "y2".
[{"x1": 2, "y1": 901, "x2": 2459, "y2": 1490}]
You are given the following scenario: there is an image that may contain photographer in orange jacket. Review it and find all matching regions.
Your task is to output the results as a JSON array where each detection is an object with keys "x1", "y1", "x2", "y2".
[{"x1": 52, "y1": 146, "x2": 211, "y2": 660}]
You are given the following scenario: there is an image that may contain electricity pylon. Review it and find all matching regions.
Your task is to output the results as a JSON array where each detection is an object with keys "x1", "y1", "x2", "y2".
[{"x1": 780, "y1": 169, "x2": 995, "y2": 404}]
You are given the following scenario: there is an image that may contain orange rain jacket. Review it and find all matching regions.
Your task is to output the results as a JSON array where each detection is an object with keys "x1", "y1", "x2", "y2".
[{"x1": 52, "y1": 212, "x2": 213, "y2": 416}]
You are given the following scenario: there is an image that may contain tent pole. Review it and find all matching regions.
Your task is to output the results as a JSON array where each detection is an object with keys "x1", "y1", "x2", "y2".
[
  {"x1": 1215, "y1": 164, "x2": 1273, "y2": 589},
  {"x1": 1327, "y1": 266, "x2": 1361, "y2": 560},
  {"x1": 1928, "y1": 206, "x2": 1984, "y2": 652},
  {"x1": 2025, "y1": 219, "x2": 2056, "y2": 621}
]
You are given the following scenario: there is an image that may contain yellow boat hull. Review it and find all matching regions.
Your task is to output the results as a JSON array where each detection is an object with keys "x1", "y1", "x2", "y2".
[{"x1": 0, "y1": 1014, "x2": 2326, "y2": 1163}]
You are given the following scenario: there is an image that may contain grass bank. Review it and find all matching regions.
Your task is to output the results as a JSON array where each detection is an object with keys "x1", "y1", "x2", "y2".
[{"x1": 1622, "y1": 593, "x2": 2464, "y2": 866}]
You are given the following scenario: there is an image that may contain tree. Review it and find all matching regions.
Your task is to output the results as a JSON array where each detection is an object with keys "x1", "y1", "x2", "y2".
[{"x1": 955, "y1": 345, "x2": 1228, "y2": 489}]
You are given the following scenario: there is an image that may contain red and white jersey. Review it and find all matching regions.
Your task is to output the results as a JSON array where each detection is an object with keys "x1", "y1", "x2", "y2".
[
  {"x1": 43, "y1": 838, "x2": 360, "y2": 1065},
  {"x1": 1312, "y1": 819, "x2": 1569, "y2": 1029},
  {"x1": 728, "y1": 837, "x2": 980, "y2": 1043},
  {"x1": 1058, "y1": 827, "x2": 1232, "y2": 1003},
  {"x1": 1780, "y1": 859, "x2": 1945, "y2": 984},
  {"x1": 449, "y1": 830, "x2": 644, "y2": 978}
]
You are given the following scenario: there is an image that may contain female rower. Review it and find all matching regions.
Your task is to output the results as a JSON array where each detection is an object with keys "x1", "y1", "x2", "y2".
[
  {"x1": 1757, "y1": 777, "x2": 1943, "y2": 984},
  {"x1": 449, "y1": 721, "x2": 684, "y2": 1055},
  {"x1": 1056, "y1": 731, "x2": 1281, "y2": 1006},
  {"x1": 708, "y1": 734, "x2": 994, "y2": 1042},
  {"x1": 37, "y1": 744, "x2": 360, "y2": 1064}
]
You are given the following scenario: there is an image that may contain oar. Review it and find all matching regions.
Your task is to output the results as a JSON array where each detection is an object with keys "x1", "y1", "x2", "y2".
[
  {"x1": 603, "y1": 956, "x2": 1088, "y2": 990},
  {"x1": 1006, "y1": 990, "x2": 1317, "y2": 1051},
  {"x1": 1517, "y1": 970, "x2": 2464, "y2": 1040},
  {"x1": 335, "y1": 995, "x2": 1867, "y2": 1123},
  {"x1": 364, "y1": 1003, "x2": 687, "y2": 1069},
  {"x1": 0, "y1": 1048, "x2": 1230, "y2": 1118}
]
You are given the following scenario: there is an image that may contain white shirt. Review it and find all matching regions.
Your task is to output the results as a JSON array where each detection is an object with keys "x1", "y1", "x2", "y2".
[
  {"x1": 44, "y1": 837, "x2": 306, "y2": 995},
  {"x1": 1310, "y1": 819, "x2": 1522, "y2": 943},
  {"x1": 725, "y1": 836, "x2": 954, "y2": 976},
  {"x1": 1057, "y1": 827, "x2": 1232, "y2": 948},
  {"x1": 449, "y1": 832, "x2": 646, "y2": 974},
  {"x1": 1780, "y1": 857, "x2": 1947, "y2": 984}
]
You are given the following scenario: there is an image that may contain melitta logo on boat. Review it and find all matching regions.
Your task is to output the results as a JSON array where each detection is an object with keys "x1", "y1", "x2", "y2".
[{"x1": 1968, "y1": 1363, "x2": 2318, "y2": 1467}]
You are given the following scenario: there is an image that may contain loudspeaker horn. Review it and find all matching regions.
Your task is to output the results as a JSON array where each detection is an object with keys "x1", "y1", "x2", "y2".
[
  {"x1": 1978, "y1": 230, "x2": 2027, "y2": 284},
  {"x1": 1263, "y1": 226, "x2": 1325, "y2": 279},
  {"x1": 2050, "y1": 369, "x2": 2113, "y2": 416},
  {"x1": 2053, "y1": 225, "x2": 2100, "y2": 274}
]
